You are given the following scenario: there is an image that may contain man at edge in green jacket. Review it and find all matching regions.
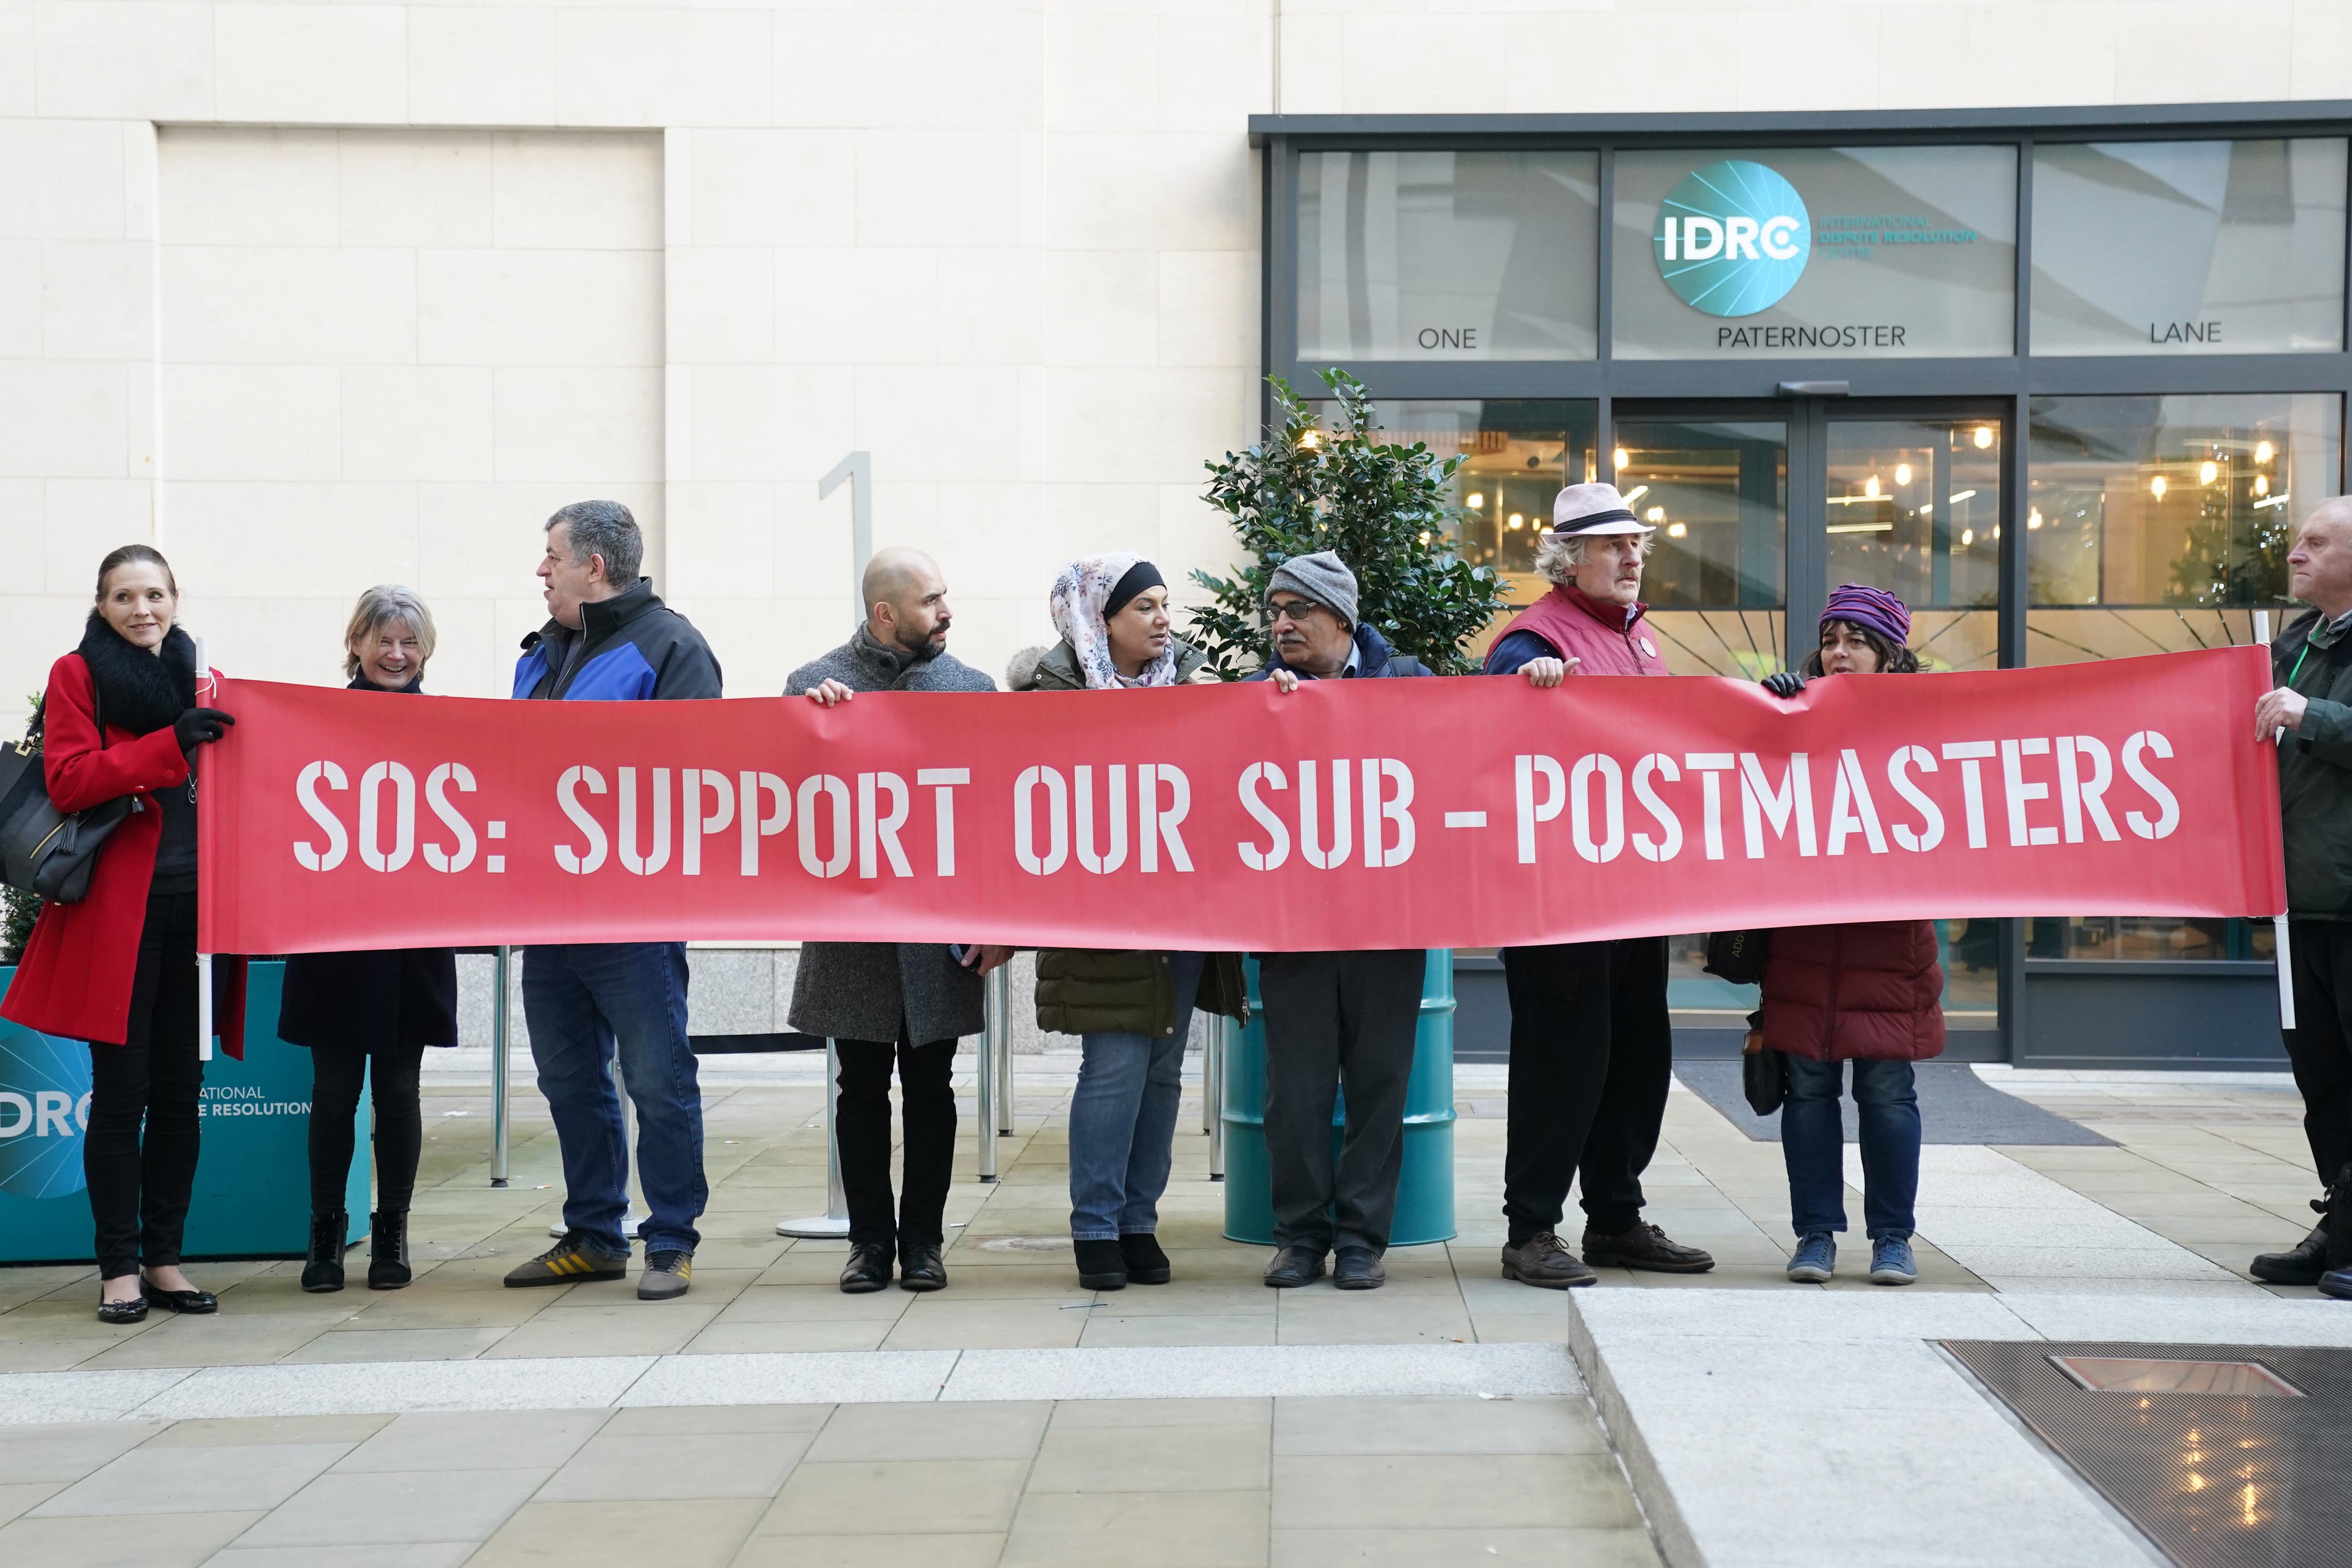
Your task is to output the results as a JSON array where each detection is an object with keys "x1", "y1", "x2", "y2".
[{"x1": 2252, "y1": 494, "x2": 2352, "y2": 1298}]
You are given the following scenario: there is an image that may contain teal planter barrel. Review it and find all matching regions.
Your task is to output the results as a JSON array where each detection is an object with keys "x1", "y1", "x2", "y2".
[
  {"x1": 0, "y1": 962, "x2": 368, "y2": 1265},
  {"x1": 1220, "y1": 950, "x2": 1457, "y2": 1246}
]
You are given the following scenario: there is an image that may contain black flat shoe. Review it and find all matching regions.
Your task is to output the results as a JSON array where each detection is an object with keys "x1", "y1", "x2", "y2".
[
  {"x1": 898, "y1": 1240, "x2": 947, "y2": 1293},
  {"x1": 1262, "y1": 1245, "x2": 1326, "y2": 1288},
  {"x1": 1333, "y1": 1245, "x2": 1386, "y2": 1291},
  {"x1": 142, "y1": 1283, "x2": 218, "y2": 1315},
  {"x1": 96, "y1": 1294, "x2": 148, "y2": 1325},
  {"x1": 839, "y1": 1242, "x2": 893, "y2": 1294}
]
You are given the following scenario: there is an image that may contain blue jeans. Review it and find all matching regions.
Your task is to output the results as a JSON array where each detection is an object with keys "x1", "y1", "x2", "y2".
[
  {"x1": 1068, "y1": 952, "x2": 1203, "y2": 1241},
  {"x1": 523, "y1": 942, "x2": 707, "y2": 1257},
  {"x1": 1781, "y1": 1055, "x2": 1920, "y2": 1241}
]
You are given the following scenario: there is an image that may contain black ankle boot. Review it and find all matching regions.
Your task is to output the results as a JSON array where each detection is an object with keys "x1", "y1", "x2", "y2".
[
  {"x1": 1118, "y1": 1233, "x2": 1171, "y2": 1285},
  {"x1": 301, "y1": 1210, "x2": 347, "y2": 1293},
  {"x1": 1075, "y1": 1238, "x2": 1128, "y2": 1290},
  {"x1": 367, "y1": 1210, "x2": 412, "y2": 1290}
]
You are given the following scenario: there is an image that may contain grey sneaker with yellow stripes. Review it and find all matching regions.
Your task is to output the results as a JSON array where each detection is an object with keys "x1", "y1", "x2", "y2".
[
  {"x1": 503, "y1": 1231, "x2": 628, "y2": 1288},
  {"x1": 637, "y1": 1249, "x2": 693, "y2": 1300}
]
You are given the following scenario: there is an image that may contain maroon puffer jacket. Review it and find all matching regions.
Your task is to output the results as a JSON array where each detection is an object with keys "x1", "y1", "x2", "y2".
[{"x1": 1759, "y1": 921, "x2": 1946, "y2": 1062}]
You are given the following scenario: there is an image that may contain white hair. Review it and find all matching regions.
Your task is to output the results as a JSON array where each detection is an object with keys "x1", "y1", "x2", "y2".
[{"x1": 1534, "y1": 529, "x2": 1655, "y2": 587}]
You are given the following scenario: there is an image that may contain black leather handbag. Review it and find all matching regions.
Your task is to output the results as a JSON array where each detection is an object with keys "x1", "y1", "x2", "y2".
[{"x1": 0, "y1": 688, "x2": 132, "y2": 903}]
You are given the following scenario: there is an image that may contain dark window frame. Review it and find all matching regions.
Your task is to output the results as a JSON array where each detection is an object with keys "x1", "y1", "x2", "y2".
[{"x1": 1254, "y1": 103, "x2": 2351, "y2": 1029}]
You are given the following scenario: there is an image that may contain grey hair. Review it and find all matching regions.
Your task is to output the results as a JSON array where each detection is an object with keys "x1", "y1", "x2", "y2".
[
  {"x1": 1534, "y1": 529, "x2": 1655, "y2": 587},
  {"x1": 344, "y1": 584, "x2": 437, "y2": 680},
  {"x1": 546, "y1": 499, "x2": 643, "y2": 585}
]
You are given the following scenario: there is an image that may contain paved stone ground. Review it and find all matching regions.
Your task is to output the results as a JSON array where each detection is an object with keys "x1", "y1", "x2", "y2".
[{"x1": 0, "y1": 1054, "x2": 2335, "y2": 1565}]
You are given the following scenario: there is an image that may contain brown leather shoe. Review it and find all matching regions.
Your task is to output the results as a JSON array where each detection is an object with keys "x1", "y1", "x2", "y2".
[
  {"x1": 1500, "y1": 1232, "x2": 1597, "y2": 1289},
  {"x1": 1582, "y1": 1221, "x2": 1715, "y2": 1274}
]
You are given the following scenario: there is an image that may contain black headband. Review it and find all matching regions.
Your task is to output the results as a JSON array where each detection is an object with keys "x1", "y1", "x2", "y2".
[
  {"x1": 1105, "y1": 560, "x2": 1165, "y2": 619},
  {"x1": 1549, "y1": 508, "x2": 1642, "y2": 534}
]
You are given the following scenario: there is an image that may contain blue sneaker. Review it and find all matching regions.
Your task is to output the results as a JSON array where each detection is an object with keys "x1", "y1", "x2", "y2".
[
  {"x1": 1869, "y1": 1235, "x2": 1918, "y2": 1286},
  {"x1": 1786, "y1": 1232, "x2": 1836, "y2": 1283}
]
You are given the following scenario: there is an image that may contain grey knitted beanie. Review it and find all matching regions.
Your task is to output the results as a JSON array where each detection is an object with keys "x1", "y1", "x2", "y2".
[{"x1": 1265, "y1": 550, "x2": 1359, "y2": 630}]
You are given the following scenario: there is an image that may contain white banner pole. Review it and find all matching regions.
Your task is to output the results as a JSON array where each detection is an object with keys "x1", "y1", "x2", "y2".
[
  {"x1": 2256, "y1": 610, "x2": 2296, "y2": 1032},
  {"x1": 194, "y1": 636, "x2": 213, "y2": 1064}
]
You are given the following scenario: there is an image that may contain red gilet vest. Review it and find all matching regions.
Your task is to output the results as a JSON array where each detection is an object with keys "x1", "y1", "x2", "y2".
[{"x1": 1493, "y1": 585, "x2": 1669, "y2": 676}]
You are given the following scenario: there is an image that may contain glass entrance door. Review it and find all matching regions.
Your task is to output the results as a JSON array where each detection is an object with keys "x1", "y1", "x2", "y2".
[{"x1": 1616, "y1": 400, "x2": 2009, "y2": 1048}]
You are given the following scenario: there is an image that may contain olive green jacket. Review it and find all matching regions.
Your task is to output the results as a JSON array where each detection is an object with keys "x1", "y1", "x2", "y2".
[
  {"x1": 2276, "y1": 607, "x2": 2352, "y2": 919},
  {"x1": 1010, "y1": 634, "x2": 1246, "y2": 1035},
  {"x1": 1023, "y1": 637, "x2": 1211, "y2": 691}
]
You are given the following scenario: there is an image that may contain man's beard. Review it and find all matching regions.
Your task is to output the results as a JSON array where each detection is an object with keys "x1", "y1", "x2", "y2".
[{"x1": 892, "y1": 619, "x2": 944, "y2": 657}]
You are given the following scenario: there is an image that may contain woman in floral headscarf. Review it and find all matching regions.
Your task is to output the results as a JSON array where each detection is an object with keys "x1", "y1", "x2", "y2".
[{"x1": 1013, "y1": 554, "x2": 1245, "y2": 1292}]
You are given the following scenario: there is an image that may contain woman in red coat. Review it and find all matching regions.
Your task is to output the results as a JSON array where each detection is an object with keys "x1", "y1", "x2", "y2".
[
  {"x1": 1758, "y1": 585, "x2": 1944, "y2": 1288},
  {"x1": 1, "y1": 545, "x2": 234, "y2": 1322}
]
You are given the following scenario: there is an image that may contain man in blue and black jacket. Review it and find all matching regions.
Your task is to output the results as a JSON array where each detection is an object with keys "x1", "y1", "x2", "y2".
[{"x1": 502, "y1": 500, "x2": 723, "y2": 1302}]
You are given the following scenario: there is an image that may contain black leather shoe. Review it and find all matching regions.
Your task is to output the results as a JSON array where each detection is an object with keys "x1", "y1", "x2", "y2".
[
  {"x1": 839, "y1": 1242, "x2": 893, "y2": 1294},
  {"x1": 1262, "y1": 1245, "x2": 1326, "y2": 1287},
  {"x1": 96, "y1": 1293, "x2": 148, "y2": 1324},
  {"x1": 301, "y1": 1209, "x2": 347, "y2": 1293},
  {"x1": 2321, "y1": 1267, "x2": 2352, "y2": 1301},
  {"x1": 1075, "y1": 1239, "x2": 1127, "y2": 1290},
  {"x1": 2252, "y1": 1225, "x2": 2330, "y2": 1287},
  {"x1": 899, "y1": 1239, "x2": 948, "y2": 1292},
  {"x1": 1582, "y1": 1222, "x2": 1715, "y2": 1274},
  {"x1": 1333, "y1": 1245, "x2": 1385, "y2": 1290},
  {"x1": 142, "y1": 1281, "x2": 218, "y2": 1314},
  {"x1": 1119, "y1": 1233, "x2": 1171, "y2": 1285}
]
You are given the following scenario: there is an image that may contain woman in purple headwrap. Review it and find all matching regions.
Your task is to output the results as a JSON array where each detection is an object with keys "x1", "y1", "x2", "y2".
[{"x1": 1756, "y1": 585, "x2": 1944, "y2": 1286}]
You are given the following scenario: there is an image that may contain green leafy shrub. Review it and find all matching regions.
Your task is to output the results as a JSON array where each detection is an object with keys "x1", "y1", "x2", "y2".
[{"x1": 1188, "y1": 369, "x2": 1510, "y2": 679}]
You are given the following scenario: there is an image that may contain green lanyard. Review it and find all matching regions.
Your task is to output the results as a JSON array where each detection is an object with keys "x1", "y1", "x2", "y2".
[{"x1": 2288, "y1": 643, "x2": 2311, "y2": 688}]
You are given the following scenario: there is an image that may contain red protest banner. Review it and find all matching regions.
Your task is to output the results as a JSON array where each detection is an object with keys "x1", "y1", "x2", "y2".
[{"x1": 197, "y1": 647, "x2": 2283, "y2": 956}]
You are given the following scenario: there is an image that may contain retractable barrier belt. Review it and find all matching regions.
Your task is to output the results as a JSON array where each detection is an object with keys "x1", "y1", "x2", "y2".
[{"x1": 197, "y1": 646, "x2": 2284, "y2": 956}]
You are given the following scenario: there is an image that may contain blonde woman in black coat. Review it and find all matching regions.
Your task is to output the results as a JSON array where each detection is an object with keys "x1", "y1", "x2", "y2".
[{"x1": 279, "y1": 587, "x2": 459, "y2": 1291}]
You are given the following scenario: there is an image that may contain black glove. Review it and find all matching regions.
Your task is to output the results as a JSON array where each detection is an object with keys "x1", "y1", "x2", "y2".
[
  {"x1": 173, "y1": 707, "x2": 236, "y2": 748},
  {"x1": 1762, "y1": 671, "x2": 1806, "y2": 700}
]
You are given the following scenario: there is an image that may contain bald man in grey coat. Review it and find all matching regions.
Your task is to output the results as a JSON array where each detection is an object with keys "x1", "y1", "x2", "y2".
[{"x1": 786, "y1": 547, "x2": 1012, "y2": 1295}]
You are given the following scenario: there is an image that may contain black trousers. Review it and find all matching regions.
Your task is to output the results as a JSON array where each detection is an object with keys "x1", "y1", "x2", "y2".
[
  {"x1": 1500, "y1": 937, "x2": 1673, "y2": 1243},
  {"x1": 86, "y1": 891, "x2": 203, "y2": 1279},
  {"x1": 308, "y1": 1041, "x2": 426, "y2": 1214},
  {"x1": 835, "y1": 1035, "x2": 957, "y2": 1250},
  {"x1": 2285, "y1": 920, "x2": 2352, "y2": 1189},
  {"x1": 1258, "y1": 949, "x2": 1424, "y2": 1254}
]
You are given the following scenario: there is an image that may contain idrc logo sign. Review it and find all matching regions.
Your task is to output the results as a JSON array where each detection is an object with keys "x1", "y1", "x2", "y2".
[
  {"x1": 1655, "y1": 159, "x2": 1811, "y2": 318},
  {"x1": 0, "y1": 1022, "x2": 91, "y2": 1200}
]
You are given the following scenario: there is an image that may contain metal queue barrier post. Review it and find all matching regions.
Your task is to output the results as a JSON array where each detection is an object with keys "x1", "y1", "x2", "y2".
[
  {"x1": 777, "y1": 1042, "x2": 852, "y2": 1238},
  {"x1": 490, "y1": 946, "x2": 512, "y2": 1187},
  {"x1": 990, "y1": 965, "x2": 1014, "y2": 1137}
]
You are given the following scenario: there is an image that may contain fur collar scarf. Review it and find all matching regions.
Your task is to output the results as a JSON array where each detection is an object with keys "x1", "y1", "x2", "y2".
[{"x1": 78, "y1": 617, "x2": 196, "y2": 737}]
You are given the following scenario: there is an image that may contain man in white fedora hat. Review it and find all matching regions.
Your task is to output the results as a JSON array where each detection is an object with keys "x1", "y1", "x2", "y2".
[{"x1": 1481, "y1": 481, "x2": 1715, "y2": 1289}]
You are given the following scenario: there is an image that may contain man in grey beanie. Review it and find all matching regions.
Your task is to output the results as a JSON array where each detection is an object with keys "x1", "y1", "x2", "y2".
[{"x1": 1242, "y1": 552, "x2": 1430, "y2": 1291}]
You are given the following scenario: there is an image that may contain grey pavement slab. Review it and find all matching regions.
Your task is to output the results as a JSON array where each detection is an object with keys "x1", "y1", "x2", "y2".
[{"x1": 30, "y1": 1441, "x2": 349, "y2": 1517}]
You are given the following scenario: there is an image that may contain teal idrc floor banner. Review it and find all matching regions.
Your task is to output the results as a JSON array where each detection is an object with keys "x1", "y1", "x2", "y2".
[{"x1": 0, "y1": 962, "x2": 367, "y2": 1266}]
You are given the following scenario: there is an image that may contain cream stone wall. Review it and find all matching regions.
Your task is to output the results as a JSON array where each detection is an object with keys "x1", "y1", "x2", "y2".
[{"x1": 3, "y1": 0, "x2": 2351, "y2": 711}]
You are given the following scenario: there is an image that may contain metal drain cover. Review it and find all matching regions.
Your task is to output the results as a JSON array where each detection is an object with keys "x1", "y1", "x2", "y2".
[{"x1": 1946, "y1": 1340, "x2": 2352, "y2": 1567}]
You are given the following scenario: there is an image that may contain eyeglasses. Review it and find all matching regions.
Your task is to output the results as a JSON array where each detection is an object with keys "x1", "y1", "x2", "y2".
[{"x1": 1267, "y1": 599, "x2": 1323, "y2": 625}]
